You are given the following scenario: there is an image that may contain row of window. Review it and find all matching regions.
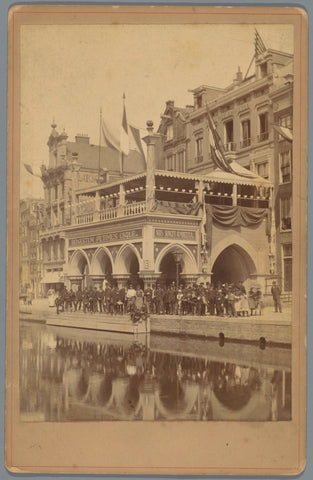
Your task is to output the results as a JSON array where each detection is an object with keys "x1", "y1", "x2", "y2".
[
  {"x1": 223, "y1": 113, "x2": 269, "y2": 149},
  {"x1": 44, "y1": 241, "x2": 65, "y2": 261},
  {"x1": 166, "y1": 147, "x2": 291, "y2": 185},
  {"x1": 30, "y1": 264, "x2": 41, "y2": 275},
  {"x1": 281, "y1": 196, "x2": 292, "y2": 231},
  {"x1": 255, "y1": 150, "x2": 291, "y2": 183},
  {"x1": 165, "y1": 151, "x2": 186, "y2": 172},
  {"x1": 166, "y1": 110, "x2": 292, "y2": 166},
  {"x1": 282, "y1": 243, "x2": 292, "y2": 292},
  {"x1": 47, "y1": 183, "x2": 65, "y2": 202}
]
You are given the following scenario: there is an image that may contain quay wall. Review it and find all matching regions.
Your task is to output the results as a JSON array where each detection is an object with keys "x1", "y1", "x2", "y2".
[{"x1": 150, "y1": 315, "x2": 291, "y2": 344}]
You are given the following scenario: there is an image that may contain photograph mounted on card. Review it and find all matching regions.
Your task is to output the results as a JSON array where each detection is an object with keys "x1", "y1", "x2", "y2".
[{"x1": 6, "y1": 4, "x2": 307, "y2": 475}]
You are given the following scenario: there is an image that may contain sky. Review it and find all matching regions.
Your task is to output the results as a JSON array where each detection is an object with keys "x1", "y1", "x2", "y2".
[{"x1": 20, "y1": 23, "x2": 294, "y2": 198}]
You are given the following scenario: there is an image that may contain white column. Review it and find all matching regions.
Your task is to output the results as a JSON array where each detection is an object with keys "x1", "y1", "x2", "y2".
[
  {"x1": 143, "y1": 121, "x2": 160, "y2": 212},
  {"x1": 118, "y1": 183, "x2": 126, "y2": 217},
  {"x1": 232, "y1": 183, "x2": 238, "y2": 206},
  {"x1": 94, "y1": 191, "x2": 100, "y2": 221}
]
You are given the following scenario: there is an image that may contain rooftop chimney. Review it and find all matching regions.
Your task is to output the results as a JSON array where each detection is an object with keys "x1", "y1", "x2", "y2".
[{"x1": 236, "y1": 66, "x2": 243, "y2": 83}]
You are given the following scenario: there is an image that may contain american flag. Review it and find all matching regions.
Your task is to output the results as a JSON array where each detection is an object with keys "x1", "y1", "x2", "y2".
[{"x1": 255, "y1": 29, "x2": 266, "y2": 56}]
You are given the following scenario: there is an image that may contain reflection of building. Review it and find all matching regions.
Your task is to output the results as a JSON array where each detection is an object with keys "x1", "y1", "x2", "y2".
[
  {"x1": 19, "y1": 198, "x2": 45, "y2": 298},
  {"x1": 19, "y1": 325, "x2": 292, "y2": 422}
]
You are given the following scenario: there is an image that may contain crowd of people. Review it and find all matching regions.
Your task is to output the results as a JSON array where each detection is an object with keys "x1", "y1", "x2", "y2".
[{"x1": 54, "y1": 280, "x2": 264, "y2": 318}]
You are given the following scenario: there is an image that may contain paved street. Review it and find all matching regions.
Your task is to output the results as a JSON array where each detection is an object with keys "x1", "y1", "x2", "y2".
[{"x1": 20, "y1": 297, "x2": 292, "y2": 325}]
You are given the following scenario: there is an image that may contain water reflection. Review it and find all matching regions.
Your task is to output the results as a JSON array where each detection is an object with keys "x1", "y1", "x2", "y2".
[{"x1": 20, "y1": 322, "x2": 291, "y2": 422}]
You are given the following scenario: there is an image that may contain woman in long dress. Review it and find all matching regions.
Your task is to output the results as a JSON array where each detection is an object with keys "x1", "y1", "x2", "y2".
[
  {"x1": 248, "y1": 288, "x2": 257, "y2": 315},
  {"x1": 135, "y1": 285, "x2": 144, "y2": 309},
  {"x1": 240, "y1": 293, "x2": 250, "y2": 316}
]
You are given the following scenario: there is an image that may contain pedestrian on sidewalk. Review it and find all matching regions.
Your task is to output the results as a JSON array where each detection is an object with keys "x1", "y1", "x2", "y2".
[{"x1": 271, "y1": 281, "x2": 282, "y2": 313}]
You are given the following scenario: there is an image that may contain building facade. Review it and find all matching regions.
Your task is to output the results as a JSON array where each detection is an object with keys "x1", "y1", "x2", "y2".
[
  {"x1": 38, "y1": 121, "x2": 272, "y2": 299},
  {"x1": 40, "y1": 123, "x2": 146, "y2": 294},
  {"x1": 34, "y1": 44, "x2": 293, "y2": 300},
  {"x1": 270, "y1": 66, "x2": 293, "y2": 297},
  {"x1": 20, "y1": 198, "x2": 45, "y2": 299},
  {"x1": 158, "y1": 47, "x2": 293, "y2": 294}
]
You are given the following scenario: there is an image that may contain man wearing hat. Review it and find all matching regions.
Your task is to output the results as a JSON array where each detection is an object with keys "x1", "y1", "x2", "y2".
[{"x1": 271, "y1": 281, "x2": 282, "y2": 313}]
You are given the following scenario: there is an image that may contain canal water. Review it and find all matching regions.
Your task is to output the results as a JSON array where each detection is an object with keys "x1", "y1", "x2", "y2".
[{"x1": 20, "y1": 321, "x2": 291, "y2": 422}]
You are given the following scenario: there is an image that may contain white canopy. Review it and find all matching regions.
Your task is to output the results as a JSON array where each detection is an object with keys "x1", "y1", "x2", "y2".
[{"x1": 205, "y1": 161, "x2": 271, "y2": 187}]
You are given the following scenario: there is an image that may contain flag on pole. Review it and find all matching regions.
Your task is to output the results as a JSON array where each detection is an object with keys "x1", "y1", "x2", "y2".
[
  {"x1": 272, "y1": 124, "x2": 293, "y2": 142},
  {"x1": 129, "y1": 124, "x2": 146, "y2": 159},
  {"x1": 207, "y1": 112, "x2": 235, "y2": 174},
  {"x1": 100, "y1": 97, "x2": 146, "y2": 172},
  {"x1": 207, "y1": 111, "x2": 253, "y2": 178},
  {"x1": 120, "y1": 94, "x2": 130, "y2": 156},
  {"x1": 101, "y1": 119, "x2": 121, "y2": 152},
  {"x1": 255, "y1": 29, "x2": 266, "y2": 56},
  {"x1": 24, "y1": 163, "x2": 41, "y2": 177}
]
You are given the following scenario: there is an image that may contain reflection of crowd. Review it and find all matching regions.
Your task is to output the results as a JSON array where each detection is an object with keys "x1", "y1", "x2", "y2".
[
  {"x1": 55, "y1": 280, "x2": 263, "y2": 317},
  {"x1": 21, "y1": 325, "x2": 290, "y2": 421}
]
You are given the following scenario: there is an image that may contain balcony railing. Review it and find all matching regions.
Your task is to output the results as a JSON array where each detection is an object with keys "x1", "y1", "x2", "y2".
[
  {"x1": 123, "y1": 201, "x2": 146, "y2": 216},
  {"x1": 76, "y1": 213, "x2": 94, "y2": 225},
  {"x1": 224, "y1": 142, "x2": 236, "y2": 152},
  {"x1": 75, "y1": 201, "x2": 147, "y2": 226},
  {"x1": 257, "y1": 132, "x2": 269, "y2": 142},
  {"x1": 240, "y1": 138, "x2": 251, "y2": 148},
  {"x1": 100, "y1": 206, "x2": 118, "y2": 221}
]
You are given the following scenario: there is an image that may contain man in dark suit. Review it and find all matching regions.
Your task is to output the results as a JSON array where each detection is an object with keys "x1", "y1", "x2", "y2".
[{"x1": 271, "y1": 281, "x2": 282, "y2": 313}]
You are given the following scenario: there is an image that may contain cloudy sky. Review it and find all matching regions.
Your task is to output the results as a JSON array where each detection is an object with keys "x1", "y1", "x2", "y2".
[{"x1": 20, "y1": 23, "x2": 293, "y2": 198}]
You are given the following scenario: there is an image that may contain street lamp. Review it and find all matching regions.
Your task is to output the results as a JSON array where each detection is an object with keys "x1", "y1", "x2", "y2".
[{"x1": 172, "y1": 250, "x2": 184, "y2": 288}]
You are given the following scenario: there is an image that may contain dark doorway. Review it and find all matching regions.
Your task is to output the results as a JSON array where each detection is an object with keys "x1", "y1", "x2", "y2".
[
  {"x1": 159, "y1": 252, "x2": 182, "y2": 286},
  {"x1": 212, "y1": 245, "x2": 256, "y2": 287}
]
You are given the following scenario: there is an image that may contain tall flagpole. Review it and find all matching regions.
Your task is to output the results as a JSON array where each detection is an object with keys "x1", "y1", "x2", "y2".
[
  {"x1": 120, "y1": 93, "x2": 126, "y2": 177},
  {"x1": 98, "y1": 107, "x2": 102, "y2": 184}
]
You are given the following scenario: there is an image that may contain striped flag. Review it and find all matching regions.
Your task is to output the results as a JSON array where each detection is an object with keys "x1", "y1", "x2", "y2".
[
  {"x1": 207, "y1": 111, "x2": 253, "y2": 178},
  {"x1": 129, "y1": 124, "x2": 146, "y2": 159},
  {"x1": 255, "y1": 29, "x2": 266, "y2": 56},
  {"x1": 101, "y1": 119, "x2": 121, "y2": 152},
  {"x1": 207, "y1": 112, "x2": 235, "y2": 174},
  {"x1": 24, "y1": 163, "x2": 41, "y2": 177}
]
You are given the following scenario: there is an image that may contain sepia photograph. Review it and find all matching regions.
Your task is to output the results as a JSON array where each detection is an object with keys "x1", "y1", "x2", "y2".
[{"x1": 6, "y1": 5, "x2": 307, "y2": 475}]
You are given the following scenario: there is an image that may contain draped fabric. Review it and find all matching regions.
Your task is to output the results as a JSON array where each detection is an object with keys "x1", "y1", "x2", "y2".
[
  {"x1": 205, "y1": 205, "x2": 270, "y2": 255},
  {"x1": 207, "y1": 204, "x2": 268, "y2": 228},
  {"x1": 152, "y1": 200, "x2": 202, "y2": 216}
]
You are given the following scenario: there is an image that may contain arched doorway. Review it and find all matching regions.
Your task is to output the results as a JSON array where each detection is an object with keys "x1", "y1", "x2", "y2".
[
  {"x1": 115, "y1": 245, "x2": 142, "y2": 288},
  {"x1": 68, "y1": 250, "x2": 90, "y2": 289},
  {"x1": 159, "y1": 252, "x2": 182, "y2": 286},
  {"x1": 156, "y1": 244, "x2": 198, "y2": 287},
  {"x1": 91, "y1": 248, "x2": 113, "y2": 285},
  {"x1": 212, "y1": 244, "x2": 256, "y2": 287}
]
